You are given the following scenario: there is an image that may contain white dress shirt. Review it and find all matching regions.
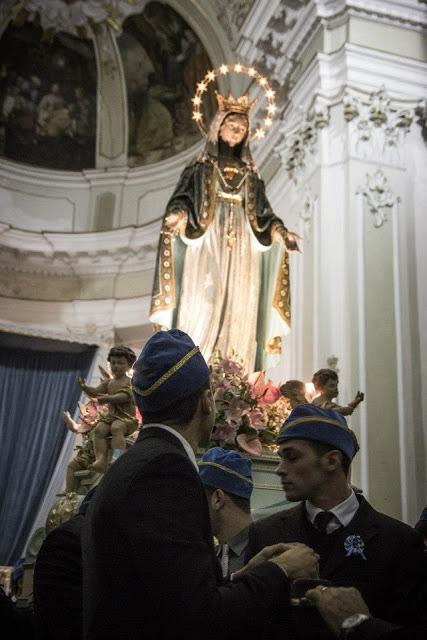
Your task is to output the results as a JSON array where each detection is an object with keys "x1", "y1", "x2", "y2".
[
  {"x1": 142, "y1": 424, "x2": 198, "y2": 470},
  {"x1": 305, "y1": 490, "x2": 359, "y2": 533}
]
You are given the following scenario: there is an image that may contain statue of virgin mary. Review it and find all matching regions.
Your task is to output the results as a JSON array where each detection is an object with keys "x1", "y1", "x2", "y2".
[{"x1": 150, "y1": 87, "x2": 299, "y2": 372}]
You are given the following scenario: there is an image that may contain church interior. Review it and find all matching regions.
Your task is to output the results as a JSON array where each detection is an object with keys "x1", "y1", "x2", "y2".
[{"x1": 0, "y1": 0, "x2": 426, "y2": 633}]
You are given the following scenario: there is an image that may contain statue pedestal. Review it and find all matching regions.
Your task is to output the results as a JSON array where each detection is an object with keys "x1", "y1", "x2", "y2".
[{"x1": 251, "y1": 452, "x2": 290, "y2": 520}]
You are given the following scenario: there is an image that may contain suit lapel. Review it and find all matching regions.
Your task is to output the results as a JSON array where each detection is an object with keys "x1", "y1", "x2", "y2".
[
  {"x1": 322, "y1": 496, "x2": 380, "y2": 577},
  {"x1": 279, "y1": 503, "x2": 310, "y2": 546}
]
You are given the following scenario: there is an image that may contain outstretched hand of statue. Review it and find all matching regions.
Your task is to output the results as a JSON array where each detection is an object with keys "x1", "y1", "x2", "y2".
[
  {"x1": 164, "y1": 210, "x2": 187, "y2": 233},
  {"x1": 78, "y1": 377, "x2": 89, "y2": 392},
  {"x1": 285, "y1": 230, "x2": 302, "y2": 253},
  {"x1": 272, "y1": 225, "x2": 302, "y2": 252},
  {"x1": 351, "y1": 391, "x2": 365, "y2": 407}
]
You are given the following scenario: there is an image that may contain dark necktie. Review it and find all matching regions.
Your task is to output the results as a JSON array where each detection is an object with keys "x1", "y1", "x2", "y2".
[
  {"x1": 220, "y1": 543, "x2": 229, "y2": 578},
  {"x1": 313, "y1": 510, "x2": 335, "y2": 534}
]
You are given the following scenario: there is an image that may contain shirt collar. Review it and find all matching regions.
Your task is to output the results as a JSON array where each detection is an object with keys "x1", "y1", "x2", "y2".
[
  {"x1": 305, "y1": 490, "x2": 359, "y2": 529},
  {"x1": 227, "y1": 525, "x2": 250, "y2": 557},
  {"x1": 143, "y1": 424, "x2": 198, "y2": 470}
]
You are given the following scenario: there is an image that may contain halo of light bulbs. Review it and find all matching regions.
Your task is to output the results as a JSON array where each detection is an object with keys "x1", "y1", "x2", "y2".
[{"x1": 192, "y1": 63, "x2": 277, "y2": 141}]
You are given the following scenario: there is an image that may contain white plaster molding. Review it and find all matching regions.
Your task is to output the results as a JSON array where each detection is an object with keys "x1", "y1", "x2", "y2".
[
  {"x1": 0, "y1": 220, "x2": 159, "y2": 277},
  {"x1": 0, "y1": 295, "x2": 151, "y2": 335},
  {"x1": 358, "y1": 169, "x2": 400, "y2": 228},
  {"x1": 390, "y1": 195, "x2": 408, "y2": 521},
  {"x1": 276, "y1": 98, "x2": 328, "y2": 184},
  {"x1": 355, "y1": 189, "x2": 369, "y2": 496},
  {"x1": 342, "y1": 86, "x2": 424, "y2": 164},
  {"x1": 346, "y1": 0, "x2": 427, "y2": 30},
  {"x1": 315, "y1": 0, "x2": 427, "y2": 28},
  {"x1": 298, "y1": 187, "x2": 316, "y2": 242},
  {"x1": 0, "y1": 317, "x2": 113, "y2": 347},
  {"x1": 211, "y1": 0, "x2": 256, "y2": 50}
]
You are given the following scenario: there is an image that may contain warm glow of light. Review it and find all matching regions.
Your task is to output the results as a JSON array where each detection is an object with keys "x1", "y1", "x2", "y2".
[
  {"x1": 197, "y1": 81, "x2": 207, "y2": 93},
  {"x1": 305, "y1": 382, "x2": 316, "y2": 398},
  {"x1": 234, "y1": 63, "x2": 242, "y2": 72},
  {"x1": 192, "y1": 96, "x2": 201, "y2": 105},
  {"x1": 219, "y1": 64, "x2": 229, "y2": 74},
  {"x1": 206, "y1": 70, "x2": 216, "y2": 81}
]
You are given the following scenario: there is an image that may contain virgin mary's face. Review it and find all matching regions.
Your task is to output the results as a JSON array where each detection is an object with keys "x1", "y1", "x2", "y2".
[{"x1": 219, "y1": 114, "x2": 248, "y2": 147}]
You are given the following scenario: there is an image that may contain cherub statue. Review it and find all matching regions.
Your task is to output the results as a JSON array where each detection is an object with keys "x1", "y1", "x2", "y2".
[
  {"x1": 77, "y1": 346, "x2": 138, "y2": 472},
  {"x1": 63, "y1": 398, "x2": 105, "y2": 493},
  {"x1": 311, "y1": 368, "x2": 364, "y2": 416},
  {"x1": 279, "y1": 379, "x2": 308, "y2": 409}
]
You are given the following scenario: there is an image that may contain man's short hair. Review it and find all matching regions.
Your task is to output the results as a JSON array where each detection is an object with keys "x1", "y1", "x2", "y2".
[
  {"x1": 108, "y1": 346, "x2": 136, "y2": 367},
  {"x1": 280, "y1": 380, "x2": 306, "y2": 398},
  {"x1": 312, "y1": 368, "x2": 338, "y2": 390},
  {"x1": 308, "y1": 439, "x2": 351, "y2": 475},
  {"x1": 141, "y1": 382, "x2": 209, "y2": 426},
  {"x1": 204, "y1": 485, "x2": 251, "y2": 514}
]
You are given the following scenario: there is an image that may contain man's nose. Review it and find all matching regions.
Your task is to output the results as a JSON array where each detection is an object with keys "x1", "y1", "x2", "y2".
[{"x1": 275, "y1": 461, "x2": 286, "y2": 475}]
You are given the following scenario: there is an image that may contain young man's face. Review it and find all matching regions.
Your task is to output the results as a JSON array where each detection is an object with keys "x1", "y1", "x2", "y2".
[
  {"x1": 109, "y1": 355, "x2": 130, "y2": 378},
  {"x1": 276, "y1": 439, "x2": 328, "y2": 502}
]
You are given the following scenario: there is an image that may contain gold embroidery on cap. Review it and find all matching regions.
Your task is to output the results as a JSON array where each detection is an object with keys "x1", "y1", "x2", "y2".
[
  {"x1": 132, "y1": 346, "x2": 200, "y2": 397},
  {"x1": 198, "y1": 461, "x2": 253, "y2": 485}
]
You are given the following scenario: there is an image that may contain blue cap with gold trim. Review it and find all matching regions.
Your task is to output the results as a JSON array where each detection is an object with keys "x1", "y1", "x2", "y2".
[
  {"x1": 199, "y1": 447, "x2": 253, "y2": 499},
  {"x1": 132, "y1": 329, "x2": 210, "y2": 413},
  {"x1": 276, "y1": 404, "x2": 359, "y2": 461}
]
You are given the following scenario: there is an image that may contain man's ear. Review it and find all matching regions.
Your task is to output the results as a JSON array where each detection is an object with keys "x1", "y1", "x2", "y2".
[
  {"x1": 323, "y1": 449, "x2": 342, "y2": 472},
  {"x1": 201, "y1": 387, "x2": 214, "y2": 416},
  {"x1": 211, "y1": 488, "x2": 225, "y2": 511}
]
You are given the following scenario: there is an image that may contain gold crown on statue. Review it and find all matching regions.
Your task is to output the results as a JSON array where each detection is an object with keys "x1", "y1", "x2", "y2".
[{"x1": 215, "y1": 91, "x2": 257, "y2": 116}]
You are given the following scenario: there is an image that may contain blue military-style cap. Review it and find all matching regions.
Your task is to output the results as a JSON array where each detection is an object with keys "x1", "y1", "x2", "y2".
[
  {"x1": 199, "y1": 447, "x2": 254, "y2": 499},
  {"x1": 132, "y1": 329, "x2": 210, "y2": 413},
  {"x1": 276, "y1": 404, "x2": 359, "y2": 461},
  {"x1": 418, "y1": 506, "x2": 427, "y2": 522}
]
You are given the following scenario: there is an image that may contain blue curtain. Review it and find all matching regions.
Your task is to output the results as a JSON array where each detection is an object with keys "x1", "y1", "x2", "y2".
[{"x1": 0, "y1": 332, "x2": 96, "y2": 564}]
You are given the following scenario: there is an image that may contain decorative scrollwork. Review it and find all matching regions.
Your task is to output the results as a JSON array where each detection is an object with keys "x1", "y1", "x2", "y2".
[
  {"x1": 343, "y1": 87, "x2": 416, "y2": 153},
  {"x1": 359, "y1": 169, "x2": 399, "y2": 228}
]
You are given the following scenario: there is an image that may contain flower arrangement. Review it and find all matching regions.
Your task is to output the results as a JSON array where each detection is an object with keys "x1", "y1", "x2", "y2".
[{"x1": 209, "y1": 352, "x2": 291, "y2": 457}]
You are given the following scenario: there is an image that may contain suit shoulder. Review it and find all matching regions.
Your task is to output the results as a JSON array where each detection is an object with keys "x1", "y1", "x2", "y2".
[
  {"x1": 368, "y1": 507, "x2": 420, "y2": 538},
  {"x1": 252, "y1": 505, "x2": 300, "y2": 533}
]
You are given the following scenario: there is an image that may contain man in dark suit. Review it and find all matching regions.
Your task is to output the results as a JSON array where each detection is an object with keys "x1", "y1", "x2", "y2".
[
  {"x1": 82, "y1": 330, "x2": 319, "y2": 640},
  {"x1": 246, "y1": 404, "x2": 426, "y2": 632},
  {"x1": 33, "y1": 513, "x2": 84, "y2": 639},
  {"x1": 33, "y1": 487, "x2": 96, "y2": 640}
]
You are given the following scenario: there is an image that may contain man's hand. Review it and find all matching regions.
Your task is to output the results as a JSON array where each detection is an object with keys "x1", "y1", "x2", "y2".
[
  {"x1": 305, "y1": 586, "x2": 370, "y2": 636},
  {"x1": 271, "y1": 542, "x2": 319, "y2": 581},
  {"x1": 233, "y1": 543, "x2": 290, "y2": 578}
]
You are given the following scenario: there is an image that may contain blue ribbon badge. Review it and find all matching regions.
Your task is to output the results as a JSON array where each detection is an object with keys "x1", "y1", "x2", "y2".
[{"x1": 344, "y1": 535, "x2": 367, "y2": 560}]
